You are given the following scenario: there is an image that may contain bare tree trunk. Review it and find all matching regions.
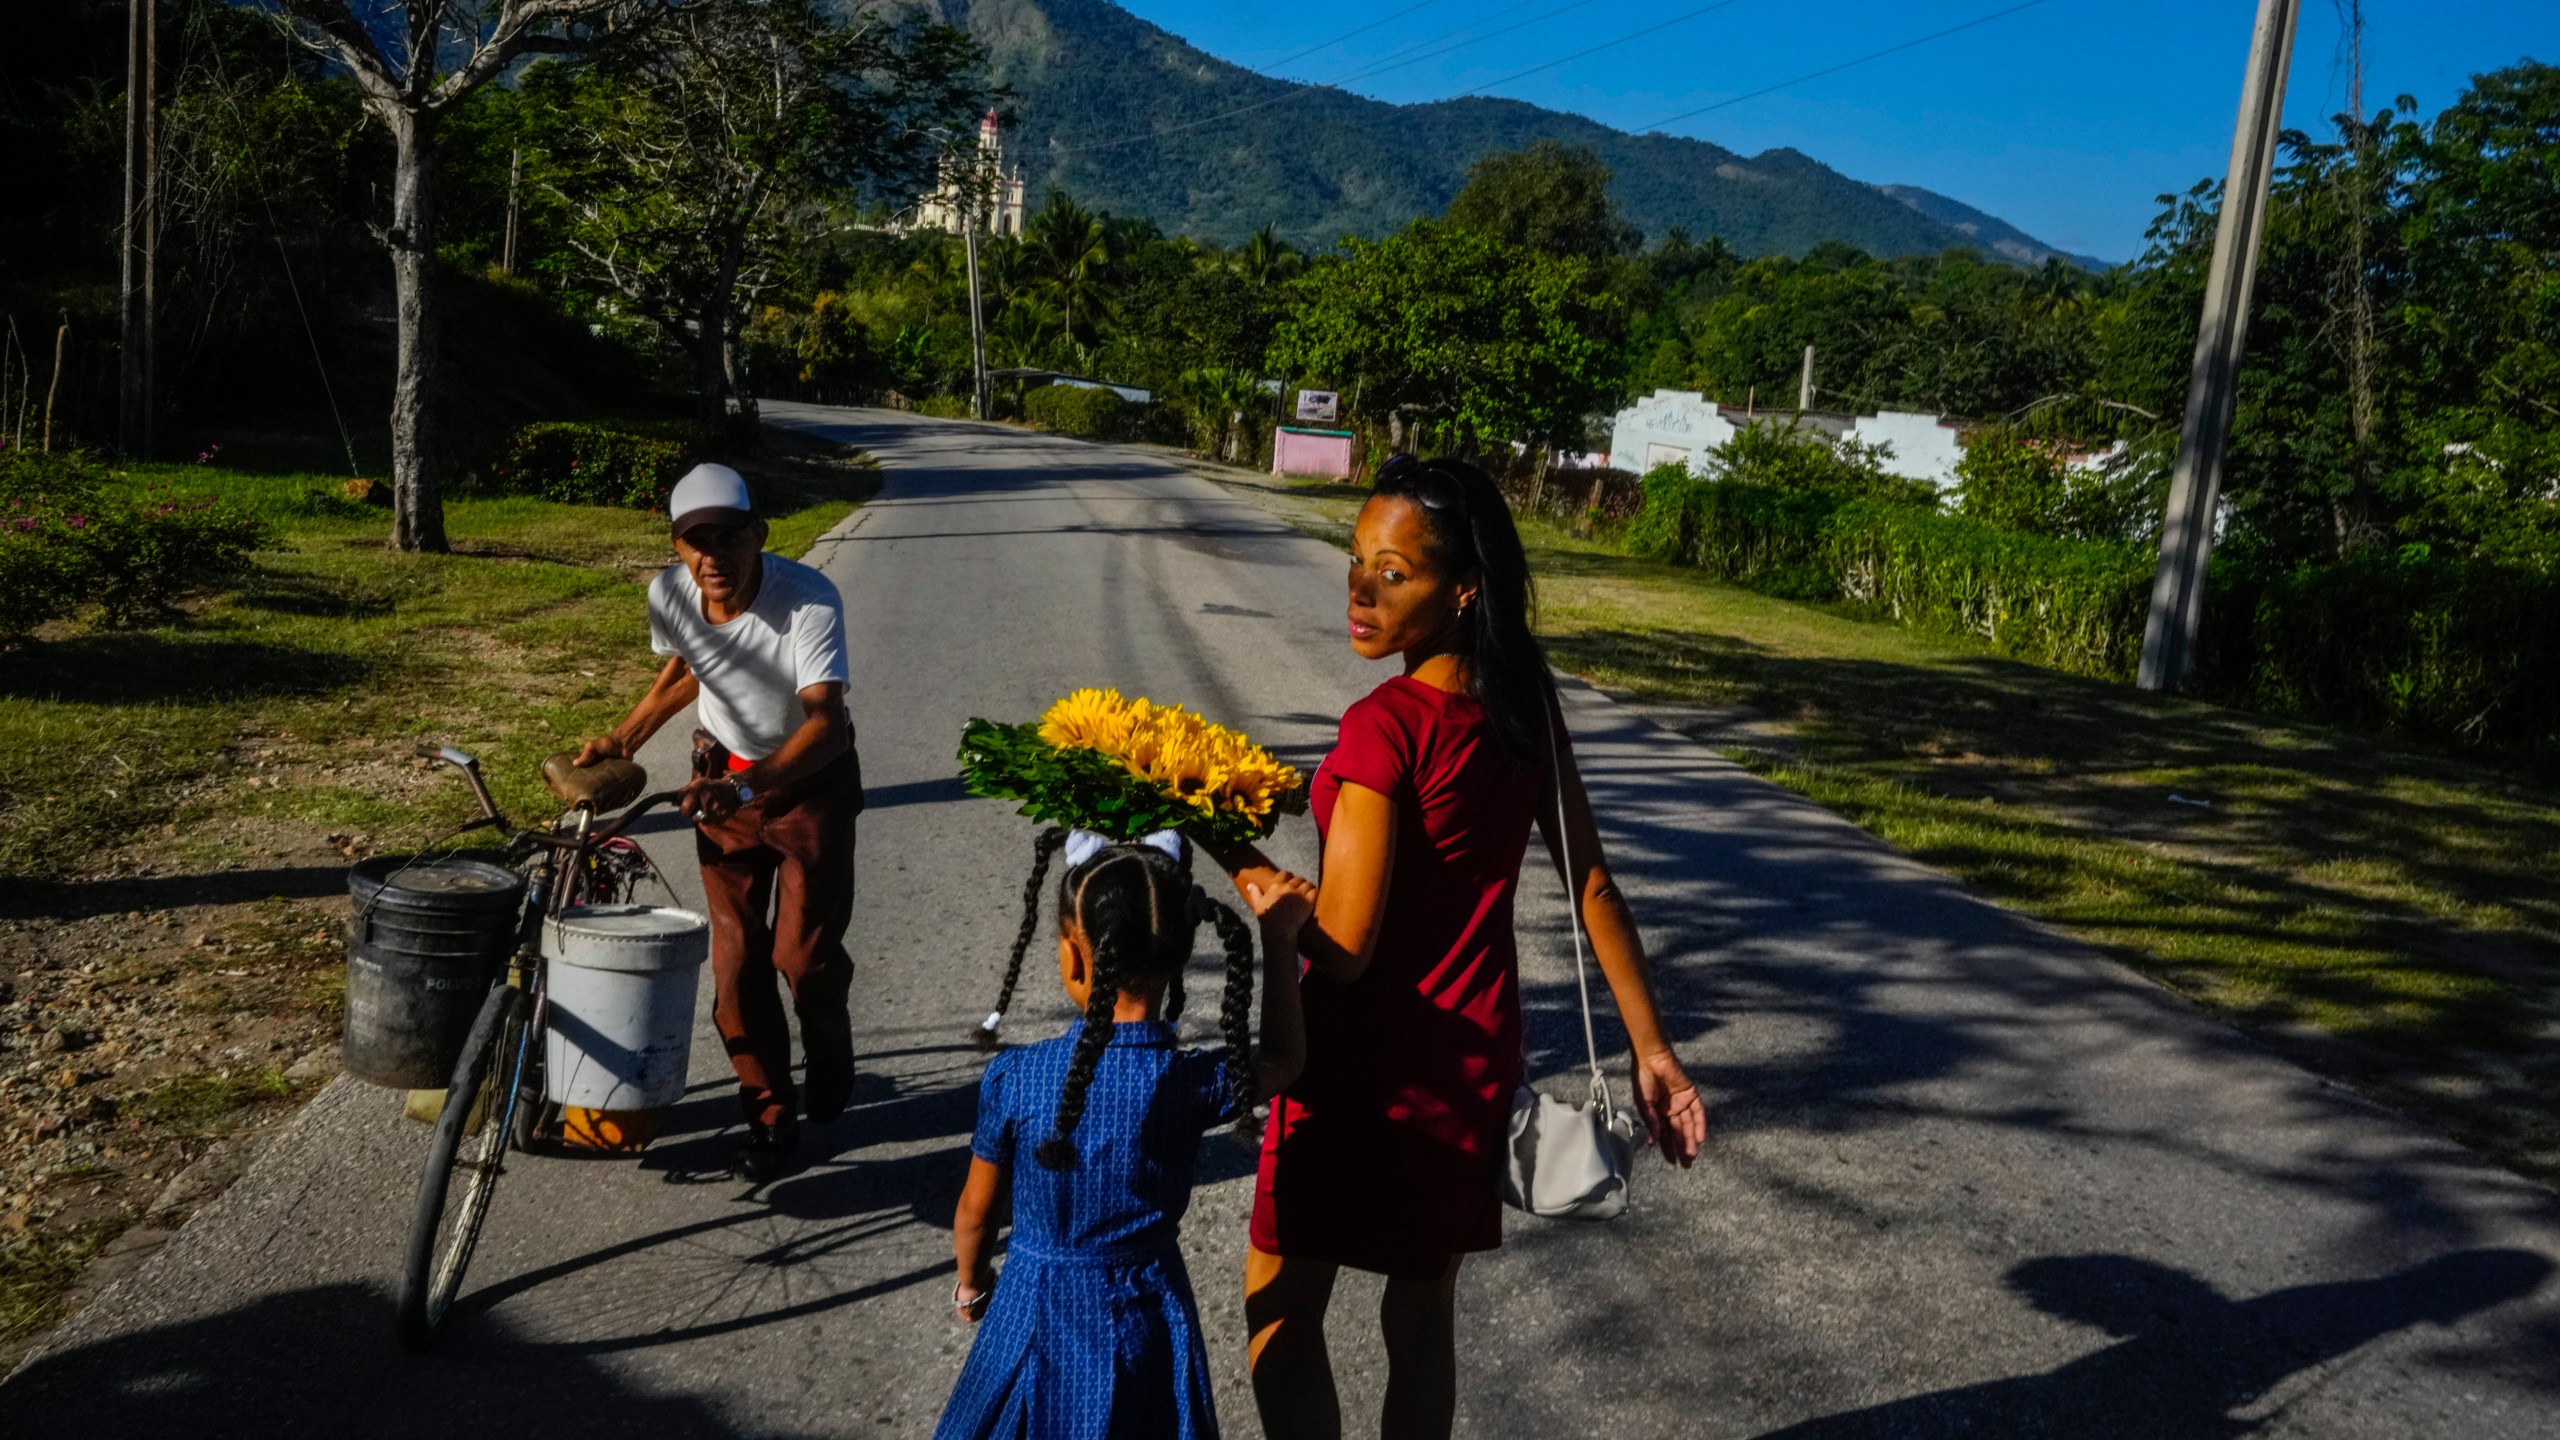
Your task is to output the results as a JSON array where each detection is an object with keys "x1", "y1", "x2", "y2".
[
  {"x1": 697, "y1": 224, "x2": 750, "y2": 436},
  {"x1": 388, "y1": 107, "x2": 446, "y2": 552}
]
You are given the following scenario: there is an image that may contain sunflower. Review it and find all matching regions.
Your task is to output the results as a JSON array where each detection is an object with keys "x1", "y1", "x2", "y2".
[{"x1": 963, "y1": 689, "x2": 1306, "y2": 843}]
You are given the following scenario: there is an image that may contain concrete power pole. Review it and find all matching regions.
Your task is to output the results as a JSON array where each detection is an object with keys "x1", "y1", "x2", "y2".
[
  {"x1": 502, "y1": 148, "x2": 522, "y2": 277},
  {"x1": 962, "y1": 133, "x2": 992, "y2": 422},
  {"x1": 1798, "y1": 344, "x2": 1815, "y2": 412},
  {"x1": 2136, "y1": 0, "x2": 2302, "y2": 691},
  {"x1": 119, "y1": 0, "x2": 159, "y2": 457}
]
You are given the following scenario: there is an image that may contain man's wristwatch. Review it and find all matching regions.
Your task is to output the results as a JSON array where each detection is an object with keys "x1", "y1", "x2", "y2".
[{"x1": 725, "y1": 773, "x2": 755, "y2": 805}]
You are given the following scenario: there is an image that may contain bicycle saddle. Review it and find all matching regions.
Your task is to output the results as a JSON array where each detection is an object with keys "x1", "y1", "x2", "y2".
[{"x1": 542, "y1": 752, "x2": 648, "y2": 811}]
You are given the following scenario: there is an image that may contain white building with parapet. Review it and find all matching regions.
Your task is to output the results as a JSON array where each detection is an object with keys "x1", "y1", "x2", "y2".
[{"x1": 1607, "y1": 389, "x2": 1973, "y2": 490}]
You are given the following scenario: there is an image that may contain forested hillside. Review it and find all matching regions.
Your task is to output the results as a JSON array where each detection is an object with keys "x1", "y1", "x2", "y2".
[{"x1": 910, "y1": 0, "x2": 2093, "y2": 260}]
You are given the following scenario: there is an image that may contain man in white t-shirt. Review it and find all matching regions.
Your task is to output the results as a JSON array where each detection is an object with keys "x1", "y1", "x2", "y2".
[{"x1": 576, "y1": 463, "x2": 864, "y2": 1181}]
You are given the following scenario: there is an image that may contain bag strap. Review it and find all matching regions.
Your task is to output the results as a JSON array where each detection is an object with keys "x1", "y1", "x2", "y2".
[{"x1": 1547, "y1": 698, "x2": 1617, "y2": 1120}]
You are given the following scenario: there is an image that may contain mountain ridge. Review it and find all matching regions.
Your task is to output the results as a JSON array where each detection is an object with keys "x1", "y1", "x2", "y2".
[{"x1": 916, "y1": 0, "x2": 2100, "y2": 267}]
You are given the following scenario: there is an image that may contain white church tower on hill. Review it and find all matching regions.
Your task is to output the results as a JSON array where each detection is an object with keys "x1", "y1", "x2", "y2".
[{"x1": 917, "y1": 110, "x2": 1026, "y2": 236}]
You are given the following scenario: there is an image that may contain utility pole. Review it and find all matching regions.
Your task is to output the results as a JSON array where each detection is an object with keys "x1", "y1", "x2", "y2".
[
  {"x1": 502, "y1": 148, "x2": 522, "y2": 277},
  {"x1": 961, "y1": 127, "x2": 992, "y2": 421},
  {"x1": 965, "y1": 219, "x2": 989, "y2": 421},
  {"x1": 2136, "y1": 0, "x2": 2301, "y2": 692},
  {"x1": 1798, "y1": 344, "x2": 1815, "y2": 412},
  {"x1": 119, "y1": 0, "x2": 159, "y2": 457}
]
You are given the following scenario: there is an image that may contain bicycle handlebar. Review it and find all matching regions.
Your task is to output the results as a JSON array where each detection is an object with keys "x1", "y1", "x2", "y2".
[
  {"x1": 514, "y1": 789, "x2": 689, "y2": 850},
  {"x1": 417, "y1": 739, "x2": 691, "y2": 851}
]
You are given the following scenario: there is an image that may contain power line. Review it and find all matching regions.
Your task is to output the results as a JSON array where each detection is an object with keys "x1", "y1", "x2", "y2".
[
  {"x1": 1258, "y1": 0, "x2": 1451, "y2": 77},
  {"x1": 1451, "y1": 0, "x2": 1753, "y2": 101},
  {"x1": 1637, "y1": 0, "x2": 2056, "y2": 131},
  {"x1": 1348, "y1": 0, "x2": 1609, "y2": 86}
]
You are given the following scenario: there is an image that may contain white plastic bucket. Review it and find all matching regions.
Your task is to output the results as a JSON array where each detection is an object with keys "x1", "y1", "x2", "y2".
[{"x1": 542, "y1": 905, "x2": 709, "y2": 1111}]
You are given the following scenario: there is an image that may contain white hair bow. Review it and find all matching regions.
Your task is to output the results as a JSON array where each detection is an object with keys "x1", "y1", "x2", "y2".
[{"x1": 1063, "y1": 828, "x2": 1184, "y2": 870}]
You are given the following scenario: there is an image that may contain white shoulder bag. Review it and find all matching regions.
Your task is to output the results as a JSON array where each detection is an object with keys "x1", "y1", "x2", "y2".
[{"x1": 1501, "y1": 706, "x2": 1638, "y2": 1221}]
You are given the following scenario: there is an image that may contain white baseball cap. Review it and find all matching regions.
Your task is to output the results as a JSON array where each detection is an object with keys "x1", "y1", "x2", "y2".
[{"x1": 668, "y1": 463, "x2": 754, "y2": 537}]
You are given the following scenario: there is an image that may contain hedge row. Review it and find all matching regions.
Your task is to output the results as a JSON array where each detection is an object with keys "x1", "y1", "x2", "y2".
[
  {"x1": 1, "y1": 451, "x2": 270, "y2": 642},
  {"x1": 1627, "y1": 467, "x2": 2150, "y2": 676},
  {"x1": 2197, "y1": 549, "x2": 2560, "y2": 755},
  {"x1": 1024, "y1": 383, "x2": 1129, "y2": 439},
  {"x1": 488, "y1": 421, "x2": 698, "y2": 511},
  {"x1": 1623, "y1": 462, "x2": 2560, "y2": 753}
]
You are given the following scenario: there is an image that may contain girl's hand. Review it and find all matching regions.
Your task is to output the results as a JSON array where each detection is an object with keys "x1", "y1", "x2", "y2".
[
  {"x1": 1630, "y1": 1049, "x2": 1706, "y2": 1167},
  {"x1": 1243, "y1": 871, "x2": 1317, "y2": 932},
  {"x1": 954, "y1": 1273, "x2": 994, "y2": 1324}
]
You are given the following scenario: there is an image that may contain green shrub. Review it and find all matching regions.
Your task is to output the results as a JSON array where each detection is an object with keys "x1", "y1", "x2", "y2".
[
  {"x1": 1620, "y1": 454, "x2": 2152, "y2": 677},
  {"x1": 489, "y1": 421, "x2": 697, "y2": 511},
  {"x1": 1828, "y1": 501, "x2": 2155, "y2": 678},
  {"x1": 1622, "y1": 464, "x2": 1703, "y2": 561},
  {"x1": 2198, "y1": 547, "x2": 2560, "y2": 756},
  {"x1": 0, "y1": 450, "x2": 269, "y2": 642},
  {"x1": 1953, "y1": 425, "x2": 2170, "y2": 544},
  {"x1": 914, "y1": 394, "x2": 973, "y2": 419},
  {"x1": 1714, "y1": 421, "x2": 1931, "y2": 503},
  {"x1": 1024, "y1": 383, "x2": 1129, "y2": 440}
]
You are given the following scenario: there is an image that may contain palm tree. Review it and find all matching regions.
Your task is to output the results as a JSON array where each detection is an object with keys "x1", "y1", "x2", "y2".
[
  {"x1": 1024, "y1": 193, "x2": 1110, "y2": 347},
  {"x1": 1235, "y1": 224, "x2": 1304, "y2": 287}
]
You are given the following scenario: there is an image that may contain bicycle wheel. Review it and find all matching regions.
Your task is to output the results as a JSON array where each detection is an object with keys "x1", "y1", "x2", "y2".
[{"x1": 395, "y1": 980, "x2": 532, "y2": 1351}]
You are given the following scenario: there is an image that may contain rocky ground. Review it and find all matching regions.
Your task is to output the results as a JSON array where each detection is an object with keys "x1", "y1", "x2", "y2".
[{"x1": 0, "y1": 741, "x2": 417, "y2": 1373}]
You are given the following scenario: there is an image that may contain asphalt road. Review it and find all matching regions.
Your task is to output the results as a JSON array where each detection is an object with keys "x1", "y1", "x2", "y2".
[{"x1": 7, "y1": 403, "x2": 2558, "y2": 1438}]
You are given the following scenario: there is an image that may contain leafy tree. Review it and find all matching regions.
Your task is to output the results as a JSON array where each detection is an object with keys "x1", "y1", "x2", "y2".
[
  {"x1": 1445, "y1": 140, "x2": 1639, "y2": 261},
  {"x1": 522, "y1": 0, "x2": 985, "y2": 433},
  {"x1": 1269, "y1": 220, "x2": 1623, "y2": 460},
  {"x1": 242, "y1": 0, "x2": 656, "y2": 551}
]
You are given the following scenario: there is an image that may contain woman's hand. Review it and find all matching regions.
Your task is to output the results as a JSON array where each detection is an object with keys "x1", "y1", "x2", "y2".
[{"x1": 1630, "y1": 1049, "x2": 1706, "y2": 1167}]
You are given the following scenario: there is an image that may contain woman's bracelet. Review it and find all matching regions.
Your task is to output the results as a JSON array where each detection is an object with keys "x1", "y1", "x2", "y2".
[{"x1": 954, "y1": 1279, "x2": 991, "y2": 1314}]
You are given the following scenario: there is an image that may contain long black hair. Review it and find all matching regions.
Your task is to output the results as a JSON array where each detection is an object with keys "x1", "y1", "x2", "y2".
[
  {"x1": 982, "y1": 833, "x2": 1260, "y2": 1171},
  {"x1": 1371, "y1": 454, "x2": 1558, "y2": 760}
]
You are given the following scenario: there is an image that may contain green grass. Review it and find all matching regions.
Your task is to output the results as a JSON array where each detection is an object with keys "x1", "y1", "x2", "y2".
[
  {"x1": 0, "y1": 439, "x2": 878, "y2": 883},
  {"x1": 1, "y1": 1225, "x2": 112, "y2": 1349},
  {"x1": 124, "y1": 1069, "x2": 297, "y2": 1135},
  {"x1": 1511, "y1": 519, "x2": 2560, "y2": 1181}
]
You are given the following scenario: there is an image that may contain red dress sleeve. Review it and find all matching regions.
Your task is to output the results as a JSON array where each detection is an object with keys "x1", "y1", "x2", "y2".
[{"x1": 1324, "y1": 691, "x2": 1415, "y2": 802}]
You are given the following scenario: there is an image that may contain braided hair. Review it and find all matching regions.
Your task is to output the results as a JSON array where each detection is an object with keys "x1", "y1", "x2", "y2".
[
  {"x1": 974, "y1": 826, "x2": 1068, "y2": 1051},
  {"x1": 1031, "y1": 843, "x2": 1261, "y2": 1171}
]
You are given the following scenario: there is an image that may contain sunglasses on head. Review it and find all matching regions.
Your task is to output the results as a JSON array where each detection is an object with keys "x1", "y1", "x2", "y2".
[{"x1": 1375, "y1": 454, "x2": 1465, "y2": 512}]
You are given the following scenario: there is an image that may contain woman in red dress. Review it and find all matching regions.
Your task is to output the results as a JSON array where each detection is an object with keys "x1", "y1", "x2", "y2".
[{"x1": 1215, "y1": 456, "x2": 1706, "y2": 1438}]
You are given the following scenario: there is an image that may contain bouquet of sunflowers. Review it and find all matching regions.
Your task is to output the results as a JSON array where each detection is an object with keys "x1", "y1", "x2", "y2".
[{"x1": 957, "y1": 688, "x2": 1307, "y2": 846}]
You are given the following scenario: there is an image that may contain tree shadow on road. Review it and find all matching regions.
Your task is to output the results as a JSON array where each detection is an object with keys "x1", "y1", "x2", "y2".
[
  {"x1": 1754, "y1": 1248, "x2": 2554, "y2": 1438},
  {"x1": 0, "y1": 1283, "x2": 816, "y2": 1439}
]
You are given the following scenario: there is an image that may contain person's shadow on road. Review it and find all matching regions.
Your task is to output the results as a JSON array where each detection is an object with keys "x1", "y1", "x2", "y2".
[{"x1": 1758, "y1": 1247, "x2": 2553, "y2": 1439}]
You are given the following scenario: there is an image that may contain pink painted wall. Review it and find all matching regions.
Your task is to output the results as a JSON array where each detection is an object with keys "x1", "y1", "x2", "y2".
[{"x1": 1273, "y1": 427, "x2": 1354, "y2": 479}]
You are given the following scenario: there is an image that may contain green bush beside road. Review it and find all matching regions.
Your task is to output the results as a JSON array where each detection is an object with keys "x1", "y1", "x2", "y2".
[
  {"x1": 1023, "y1": 383, "x2": 1129, "y2": 439},
  {"x1": 488, "y1": 421, "x2": 701, "y2": 512}
]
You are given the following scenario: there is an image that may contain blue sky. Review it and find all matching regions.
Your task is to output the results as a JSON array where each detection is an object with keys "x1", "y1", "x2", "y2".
[{"x1": 1108, "y1": 1, "x2": 2560, "y2": 263}]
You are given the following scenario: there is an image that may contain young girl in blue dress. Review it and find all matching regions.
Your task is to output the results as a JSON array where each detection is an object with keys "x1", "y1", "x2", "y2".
[{"x1": 936, "y1": 829, "x2": 1312, "y2": 1440}]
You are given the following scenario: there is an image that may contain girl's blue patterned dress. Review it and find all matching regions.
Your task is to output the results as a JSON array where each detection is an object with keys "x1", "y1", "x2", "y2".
[{"x1": 934, "y1": 1020, "x2": 1242, "y2": 1440}]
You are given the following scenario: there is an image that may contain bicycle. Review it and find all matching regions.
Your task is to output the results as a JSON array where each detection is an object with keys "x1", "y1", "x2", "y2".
[{"x1": 393, "y1": 741, "x2": 682, "y2": 1351}]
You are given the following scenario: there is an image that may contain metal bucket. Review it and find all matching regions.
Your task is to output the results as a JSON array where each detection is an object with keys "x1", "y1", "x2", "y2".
[
  {"x1": 344, "y1": 856, "x2": 526, "y2": 1088},
  {"x1": 542, "y1": 905, "x2": 709, "y2": 1114}
]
